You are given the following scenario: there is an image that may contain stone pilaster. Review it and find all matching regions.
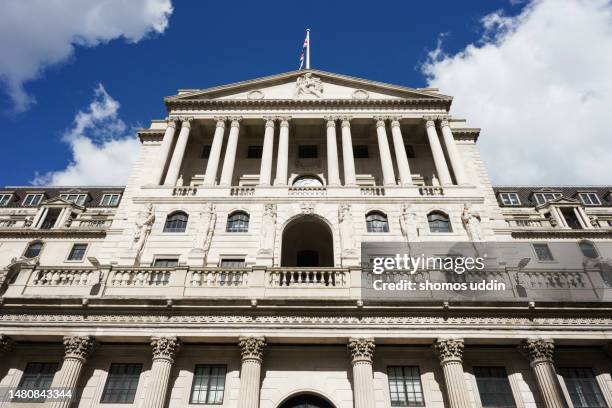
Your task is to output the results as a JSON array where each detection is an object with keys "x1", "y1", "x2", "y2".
[
  {"x1": 238, "y1": 336, "x2": 266, "y2": 408},
  {"x1": 348, "y1": 337, "x2": 376, "y2": 408},
  {"x1": 432, "y1": 338, "x2": 471, "y2": 408},
  {"x1": 274, "y1": 117, "x2": 291, "y2": 186},
  {"x1": 424, "y1": 118, "x2": 452, "y2": 186},
  {"x1": 143, "y1": 336, "x2": 181, "y2": 408},
  {"x1": 520, "y1": 338, "x2": 569, "y2": 408},
  {"x1": 220, "y1": 117, "x2": 242, "y2": 186},
  {"x1": 325, "y1": 116, "x2": 341, "y2": 186},
  {"x1": 204, "y1": 117, "x2": 226, "y2": 186},
  {"x1": 164, "y1": 118, "x2": 193, "y2": 186},
  {"x1": 340, "y1": 117, "x2": 357, "y2": 186},
  {"x1": 151, "y1": 119, "x2": 177, "y2": 185},
  {"x1": 259, "y1": 118, "x2": 275, "y2": 186},
  {"x1": 50, "y1": 336, "x2": 95, "y2": 408}
]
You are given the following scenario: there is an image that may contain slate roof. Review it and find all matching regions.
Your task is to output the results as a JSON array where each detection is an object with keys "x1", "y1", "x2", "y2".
[
  {"x1": 493, "y1": 186, "x2": 612, "y2": 207},
  {"x1": 0, "y1": 186, "x2": 125, "y2": 208}
]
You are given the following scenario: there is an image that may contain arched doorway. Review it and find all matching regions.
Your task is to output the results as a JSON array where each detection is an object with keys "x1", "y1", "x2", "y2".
[
  {"x1": 278, "y1": 393, "x2": 335, "y2": 408},
  {"x1": 281, "y1": 216, "x2": 333, "y2": 267}
]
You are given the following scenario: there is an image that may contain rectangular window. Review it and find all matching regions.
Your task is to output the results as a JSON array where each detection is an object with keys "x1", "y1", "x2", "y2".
[
  {"x1": 67, "y1": 243, "x2": 88, "y2": 261},
  {"x1": 100, "y1": 194, "x2": 121, "y2": 207},
  {"x1": 0, "y1": 194, "x2": 12, "y2": 206},
  {"x1": 201, "y1": 145, "x2": 212, "y2": 159},
  {"x1": 219, "y1": 258, "x2": 246, "y2": 268},
  {"x1": 60, "y1": 194, "x2": 87, "y2": 206},
  {"x1": 298, "y1": 145, "x2": 318, "y2": 158},
  {"x1": 153, "y1": 258, "x2": 179, "y2": 267},
  {"x1": 387, "y1": 366, "x2": 425, "y2": 407},
  {"x1": 17, "y1": 362, "x2": 59, "y2": 402},
  {"x1": 247, "y1": 145, "x2": 263, "y2": 159},
  {"x1": 533, "y1": 243, "x2": 554, "y2": 261},
  {"x1": 190, "y1": 364, "x2": 227, "y2": 404},
  {"x1": 353, "y1": 145, "x2": 369, "y2": 158},
  {"x1": 22, "y1": 194, "x2": 43, "y2": 207},
  {"x1": 579, "y1": 193, "x2": 601, "y2": 206},
  {"x1": 404, "y1": 145, "x2": 416, "y2": 159},
  {"x1": 100, "y1": 363, "x2": 142, "y2": 404},
  {"x1": 533, "y1": 192, "x2": 561, "y2": 205},
  {"x1": 499, "y1": 192, "x2": 521, "y2": 206},
  {"x1": 473, "y1": 366, "x2": 517, "y2": 408},
  {"x1": 559, "y1": 367, "x2": 607, "y2": 408}
]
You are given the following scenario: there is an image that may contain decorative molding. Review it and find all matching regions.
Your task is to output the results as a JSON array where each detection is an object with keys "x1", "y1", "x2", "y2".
[
  {"x1": 246, "y1": 90, "x2": 264, "y2": 100},
  {"x1": 520, "y1": 338, "x2": 555, "y2": 365},
  {"x1": 238, "y1": 336, "x2": 266, "y2": 362},
  {"x1": 433, "y1": 338, "x2": 464, "y2": 363},
  {"x1": 351, "y1": 89, "x2": 370, "y2": 100},
  {"x1": 63, "y1": 335, "x2": 95, "y2": 361},
  {"x1": 150, "y1": 336, "x2": 180, "y2": 362},
  {"x1": 347, "y1": 337, "x2": 375, "y2": 363}
]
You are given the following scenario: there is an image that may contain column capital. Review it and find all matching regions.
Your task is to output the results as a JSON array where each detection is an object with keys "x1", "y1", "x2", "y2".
[
  {"x1": 150, "y1": 336, "x2": 181, "y2": 362},
  {"x1": 374, "y1": 116, "x2": 387, "y2": 128},
  {"x1": 166, "y1": 119, "x2": 177, "y2": 128},
  {"x1": 340, "y1": 117, "x2": 352, "y2": 128},
  {"x1": 324, "y1": 116, "x2": 337, "y2": 126},
  {"x1": 0, "y1": 334, "x2": 14, "y2": 353},
  {"x1": 63, "y1": 336, "x2": 95, "y2": 361},
  {"x1": 229, "y1": 117, "x2": 243, "y2": 127},
  {"x1": 263, "y1": 116, "x2": 275, "y2": 127},
  {"x1": 214, "y1": 116, "x2": 227, "y2": 127},
  {"x1": 438, "y1": 115, "x2": 451, "y2": 128},
  {"x1": 180, "y1": 117, "x2": 194, "y2": 128},
  {"x1": 348, "y1": 337, "x2": 375, "y2": 364},
  {"x1": 238, "y1": 336, "x2": 266, "y2": 362},
  {"x1": 390, "y1": 117, "x2": 402, "y2": 127},
  {"x1": 424, "y1": 117, "x2": 436, "y2": 128},
  {"x1": 520, "y1": 338, "x2": 555, "y2": 365},
  {"x1": 433, "y1": 338, "x2": 464, "y2": 363},
  {"x1": 278, "y1": 116, "x2": 292, "y2": 126}
]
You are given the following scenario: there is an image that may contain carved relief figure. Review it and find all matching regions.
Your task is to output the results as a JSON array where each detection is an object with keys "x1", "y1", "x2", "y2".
[
  {"x1": 201, "y1": 203, "x2": 217, "y2": 259},
  {"x1": 23, "y1": 216, "x2": 33, "y2": 228},
  {"x1": 132, "y1": 204, "x2": 155, "y2": 263},
  {"x1": 338, "y1": 204, "x2": 355, "y2": 256},
  {"x1": 295, "y1": 73, "x2": 323, "y2": 98},
  {"x1": 258, "y1": 204, "x2": 277, "y2": 255},
  {"x1": 399, "y1": 205, "x2": 419, "y2": 242},
  {"x1": 462, "y1": 204, "x2": 482, "y2": 241}
]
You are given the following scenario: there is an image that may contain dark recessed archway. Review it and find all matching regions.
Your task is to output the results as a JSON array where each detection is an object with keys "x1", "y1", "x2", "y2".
[
  {"x1": 281, "y1": 216, "x2": 333, "y2": 267},
  {"x1": 278, "y1": 393, "x2": 335, "y2": 408}
]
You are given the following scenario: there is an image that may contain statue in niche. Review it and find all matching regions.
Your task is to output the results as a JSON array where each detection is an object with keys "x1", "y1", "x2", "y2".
[
  {"x1": 338, "y1": 204, "x2": 356, "y2": 256},
  {"x1": 461, "y1": 204, "x2": 483, "y2": 241},
  {"x1": 258, "y1": 204, "x2": 277, "y2": 255},
  {"x1": 399, "y1": 204, "x2": 419, "y2": 242},
  {"x1": 295, "y1": 73, "x2": 324, "y2": 98},
  {"x1": 132, "y1": 204, "x2": 155, "y2": 263}
]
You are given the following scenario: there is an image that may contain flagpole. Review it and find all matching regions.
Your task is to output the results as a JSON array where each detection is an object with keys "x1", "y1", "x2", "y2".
[{"x1": 306, "y1": 28, "x2": 310, "y2": 69}]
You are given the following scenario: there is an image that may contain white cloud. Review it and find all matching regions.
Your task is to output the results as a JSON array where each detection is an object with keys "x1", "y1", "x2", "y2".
[
  {"x1": 32, "y1": 84, "x2": 140, "y2": 186},
  {"x1": 422, "y1": 0, "x2": 612, "y2": 185},
  {"x1": 0, "y1": 0, "x2": 172, "y2": 112}
]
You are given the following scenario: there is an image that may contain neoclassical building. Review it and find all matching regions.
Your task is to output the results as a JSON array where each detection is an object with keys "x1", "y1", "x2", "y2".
[{"x1": 0, "y1": 69, "x2": 611, "y2": 408}]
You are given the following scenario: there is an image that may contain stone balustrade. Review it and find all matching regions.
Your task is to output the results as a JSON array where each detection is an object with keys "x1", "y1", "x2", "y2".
[
  {"x1": 288, "y1": 186, "x2": 327, "y2": 197},
  {"x1": 172, "y1": 186, "x2": 197, "y2": 196},
  {"x1": 110, "y1": 269, "x2": 171, "y2": 286},
  {"x1": 230, "y1": 186, "x2": 255, "y2": 196},
  {"x1": 32, "y1": 268, "x2": 95, "y2": 286},
  {"x1": 359, "y1": 186, "x2": 386, "y2": 196},
  {"x1": 267, "y1": 268, "x2": 348, "y2": 287},
  {"x1": 419, "y1": 186, "x2": 444, "y2": 196},
  {"x1": 190, "y1": 268, "x2": 249, "y2": 287}
]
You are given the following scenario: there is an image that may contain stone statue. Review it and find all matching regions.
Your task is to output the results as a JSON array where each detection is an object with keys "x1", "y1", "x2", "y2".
[
  {"x1": 295, "y1": 73, "x2": 323, "y2": 98},
  {"x1": 201, "y1": 203, "x2": 217, "y2": 258},
  {"x1": 64, "y1": 213, "x2": 74, "y2": 228},
  {"x1": 23, "y1": 216, "x2": 33, "y2": 228},
  {"x1": 338, "y1": 204, "x2": 355, "y2": 256},
  {"x1": 399, "y1": 205, "x2": 419, "y2": 242},
  {"x1": 258, "y1": 204, "x2": 277, "y2": 255},
  {"x1": 589, "y1": 216, "x2": 600, "y2": 228},
  {"x1": 462, "y1": 204, "x2": 483, "y2": 241},
  {"x1": 132, "y1": 204, "x2": 155, "y2": 263}
]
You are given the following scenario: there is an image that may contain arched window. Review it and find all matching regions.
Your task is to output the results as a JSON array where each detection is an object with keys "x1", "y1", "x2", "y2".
[
  {"x1": 227, "y1": 211, "x2": 249, "y2": 232},
  {"x1": 578, "y1": 241, "x2": 599, "y2": 259},
  {"x1": 366, "y1": 211, "x2": 389, "y2": 233},
  {"x1": 164, "y1": 211, "x2": 188, "y2": 233},
  {"x1": 24, "y1": 241, "x2": 43, "y2": 258},
  {"x1": 428, "y1": 211, "x2": 452, "y2": 233}
]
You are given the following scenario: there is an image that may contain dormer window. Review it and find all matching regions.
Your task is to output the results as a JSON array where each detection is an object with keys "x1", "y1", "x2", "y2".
[
  {"x1": 499, "y1": 192, "x2": 521, "y2": 206},
  {"x1": 578, "y1": 192, "x2": 601, "y2": 206},
  {"x1": 100, "y1": 194, "x2": 121, "y2": 207},
  {"x1": 22, "y1": 194, "x2": 43, "y2": 207},
  {"x1": 533, "y1": 192, "x2": 561, "y2": 205},
  {"x1": 0, "y1": 193, "x2": 12, "y2": 207},
  {"x1": 60, "y1": 194, "x2": 87, "y2": 206}
]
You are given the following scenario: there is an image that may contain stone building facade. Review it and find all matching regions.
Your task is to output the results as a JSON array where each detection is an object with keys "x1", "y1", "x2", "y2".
[{"x1": 0, "y1": 69, "x2": 611, "y2": 408}]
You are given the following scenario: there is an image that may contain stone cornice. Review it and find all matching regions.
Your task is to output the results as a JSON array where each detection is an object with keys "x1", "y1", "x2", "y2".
[
  {"x1": 138, "y1": 128, "x2": 165, "y2": 143},
  {"x1": 0, "y1": 228, "x2": 107, "y2": 238},
  {"x1": 511, "y1": 229, "x2": 612, "y2": 239},
  {"x1": 451, "y1": 128, "x2": 480, "y2": 142}
]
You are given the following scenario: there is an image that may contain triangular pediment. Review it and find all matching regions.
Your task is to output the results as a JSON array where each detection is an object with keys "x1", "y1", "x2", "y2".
[{"x1": 166, "y1": 69, "x2": 451, "y2": 102}]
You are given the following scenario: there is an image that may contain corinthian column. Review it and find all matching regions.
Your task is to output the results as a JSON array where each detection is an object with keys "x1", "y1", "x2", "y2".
[
  {"x1": 238, "y1": 336, "x2": 266, "y2": 408},
  {"x1": 325, "y1": 117, "x2": 341, "y2": 186},
  {"x1": 259, "y1": 118, "x2": 275, "y2": 186},
  {"x1": 143, "y1": 337, "x2": 181, "y2": 408},
  {"x1": 439, "y1": 118, "x2": 468, "y2": 185},
  {"x1": 520, "y1": 339, "x2": 569, "y2": 408},
  {"x1": 164, "y1": 118, "x2": 193, "y2": 186},
  {"x1": 374, "y1": 117, "x2": 396, "y2": 186},
  {"x1": 204, "y1": 117, "x2": 226, "y2": 186},
  {"x1": 151, "y1": 119, "x2": 177, "y2": 185},
  {"x1": 340, "y1": 117, "x2": 357, "y2": 186},
  {"x1": 348, "y1": 337, "x2": 376, "y2": 408},
  {"x1": 390, "y1": 118, "x2": 413, "y2": 186},
  {"x1": 50, "y1": 336, "x2": 95, "y2": 408},
  {"x1": 220, "y1": 117, "x2": 242, "y2": 186},
  {"x1": 424, "y1": 118, "x2": 452, "y2": 186},
  {"x1": 432, "y1": 338, "x2": 470, "y2": 408}
]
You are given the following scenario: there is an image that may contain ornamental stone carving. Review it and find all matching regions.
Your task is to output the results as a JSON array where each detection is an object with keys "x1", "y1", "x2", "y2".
[
  {"x1": 247, "y1": 90, "x2": 264, "y2": 100},
  {"x1": 352, "y1": 89, "x2": 370, "y2": 100},
  {"x1": 0, "y1": 334, "x2": 14, "y2": 353},
  {"x1": 520, "y1": 338, "x2": 555, "y2": 364},
  {"x1": 258, "y1": 204, "x2": 277, "y2": 255},
  {"x1": 150, "y1": 336, "x2": 181, "y2": 361},
  {"x1": 399, "y1": 204, "x2": 419, "y2": 242},
  {"x1": 461, "y1": 204, "x2": 483, "y2": 242},
  {"x1": 132, "y1": 204, "x2": 155, "y2": 265},
  {"x1": 348, "y1": 337, "x2": 375, "y2": 363},
  {"x1": 339, "y1": 204, "x2": 356, "y2": 256},
  {"x1": 433, "y1": 338, "x2": 464, "y2": 363},
  {"x1": 238, "y1": 336, "x2": 266, "y2": 362},
  {"x1": 295, "y1": 73, "x2": 323, "y2": 98},
  {"x1": 300, "y1": 202, "x2": 315, "y2": 215},
  {"x1": 166, "y1": 119, "x2": 177, "y2": 129},
  {"x1": 63, "y1": 336, "x2": 95, "y2": 361}
]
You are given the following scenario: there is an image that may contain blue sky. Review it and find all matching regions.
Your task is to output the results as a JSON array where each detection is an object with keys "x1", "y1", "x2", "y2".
[{"x1": 2, "y1": 0, "x2": 611, "y2": 186}]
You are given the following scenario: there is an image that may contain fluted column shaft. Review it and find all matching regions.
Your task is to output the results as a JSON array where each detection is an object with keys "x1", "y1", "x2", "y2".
[
  {"x1": 341, "y1": 118, "x2": 357, "y2": 186},
  {"x1": 50, "y1": 336, "x2": 95, "y2": 408},
  {"x1": 238, "y1": 336, "x2": 266, "y2": 408},
  {"x1": 204, "y1": 118, "x2": 226, "y2": 186},
  {"x1": 274, "y1": 118, "x2": 290, "y2": 186},
  {"x1": 143, "y1": 337, "x2": 181, "y2": 408},
  {"x1": 439, "y1": 119, "x2": 468, "y2": 185},
  {"x1": 164, "y1": 118, "x2": 192, "y2": 186},
  {"x1": 219, "y1": 118, "x2": 241, "y2": 186},
  {"x1": 259, "y1": 118, "x2": 275, "y2": 186},
  {"x1": 521, "y1": 339, "x2": 569, "y2": 408},
  {"x1": 390, "y1": 118, "x2": 413, "y2": 186},
  {"x1": 433, "y1": 339, "x2": 471, "y2": 408},
  {"x1": 348, "y1": 338, "x2": 376, "y2": 408},
  {"x1": 375, "y1": 118, "x2": 396, "y2": 186},
  {"x1": 151, "y1": 120, "x2": 177, "y2": 185},
  {"x1": 425, "y1": 119, "x2": 452, "y2": 186},
  {"x1": 325, "y1": 117, "x2": 341, "y2": 186}
]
